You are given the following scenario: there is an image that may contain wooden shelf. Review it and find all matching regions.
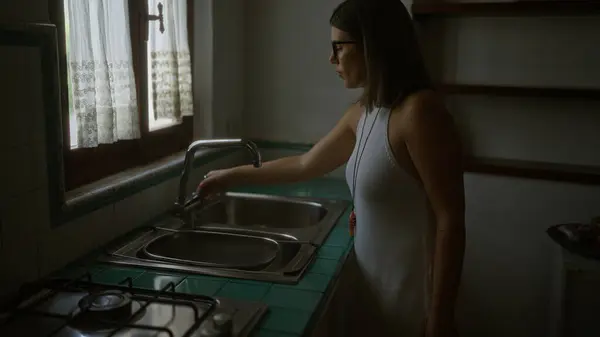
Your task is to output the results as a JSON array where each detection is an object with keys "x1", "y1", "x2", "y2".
[
  {"x1": 412, "y1": 1, "x2": 600, "y2": 18},
  {"x1": 465, "y1": 157, "x2": 600, "y2": 185},
  {"x1": 440, "y1": 84, "x2": 600, "y2": 100}
]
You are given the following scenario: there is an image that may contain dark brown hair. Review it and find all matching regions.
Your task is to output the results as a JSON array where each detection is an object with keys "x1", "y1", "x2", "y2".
[{"x1": 330, "y1": 0, "x2": 432, "y2": 112}]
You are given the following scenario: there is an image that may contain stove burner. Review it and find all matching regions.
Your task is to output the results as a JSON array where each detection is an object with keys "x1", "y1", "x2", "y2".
[
  {"x1": 69, "y1": 290, "x2": 143, "y2": 332},
  {"x1": 0, "y1": 275, "x2": 266, "y2": 337},
  {"x1": 79, "y1": 290, "x2": 132, "y2": 313}
]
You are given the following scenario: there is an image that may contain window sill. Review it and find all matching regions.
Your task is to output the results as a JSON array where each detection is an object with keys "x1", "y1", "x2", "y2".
[{"x1": 51, "y1": 148, "x2": 235, "y2": 227}]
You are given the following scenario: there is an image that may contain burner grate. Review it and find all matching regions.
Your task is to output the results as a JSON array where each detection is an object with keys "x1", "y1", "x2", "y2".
[{"x1": 0, "y1": 272, "x2": 218, "y2": 337}]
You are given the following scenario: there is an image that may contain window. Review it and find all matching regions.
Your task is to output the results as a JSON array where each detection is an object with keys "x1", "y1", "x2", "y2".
[{"x1": 50, "y1": 0, "x2": 195, "y2": 190}]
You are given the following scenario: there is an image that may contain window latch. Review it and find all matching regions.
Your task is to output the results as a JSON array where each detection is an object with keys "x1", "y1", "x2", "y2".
[{"x1": 147, "y1": 2, "x2": 165, "y2": 34}]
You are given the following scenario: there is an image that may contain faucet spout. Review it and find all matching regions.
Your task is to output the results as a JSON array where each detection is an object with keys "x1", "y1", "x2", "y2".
[{"x1": 176, "y1": 139, "x2": 262, "y2": 209}]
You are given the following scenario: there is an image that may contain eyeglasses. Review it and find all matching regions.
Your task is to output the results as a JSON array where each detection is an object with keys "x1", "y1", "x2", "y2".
[{"x1": 331, "y1": 40, "x2": 357, "y2": 61}]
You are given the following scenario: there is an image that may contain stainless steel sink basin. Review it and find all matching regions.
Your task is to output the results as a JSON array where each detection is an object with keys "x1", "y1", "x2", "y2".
[
  {"x1": 192, "y1": 192, "x2": 348, "y2": 247},
  {"x1": 99, "y1": 193, "x2": 350, "y2": 284},
  {"x1": 142, "y1": 230, "x2": 280, "y2": 270},
  {"x1": 195, "y1": 193, "x2": 327, "y2": 229}
]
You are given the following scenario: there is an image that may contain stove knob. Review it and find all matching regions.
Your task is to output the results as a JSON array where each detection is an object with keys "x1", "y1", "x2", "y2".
[{"x1": 212, "y1": 312, "x2": 233, "y2": 336}]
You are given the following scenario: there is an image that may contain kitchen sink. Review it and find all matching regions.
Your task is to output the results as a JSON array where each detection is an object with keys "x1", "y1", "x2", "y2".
[
  {"x1": 99, "y1": 193, "x2": 350, "y2": 284},
  {"x1": 194, "y1": 192, "x2": 327, "y2": 229},
  {"x1": 142, "y1": 230, "x2": 280, "y2": 270},
  {"x1": 192, "y1": 192, "x2": 347, "y2": 246}
]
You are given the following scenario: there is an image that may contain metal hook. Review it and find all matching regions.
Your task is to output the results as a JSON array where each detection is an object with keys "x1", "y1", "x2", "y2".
[{"x1": 148, "y1": 2, "x2": 165, "y2": 34}]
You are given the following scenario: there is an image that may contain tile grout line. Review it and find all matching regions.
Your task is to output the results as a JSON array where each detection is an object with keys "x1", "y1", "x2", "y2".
[
  {"x1": 214, "y1": 278, "x2": 230, "y2": 296},
  {"x1": 172, "y1": 274, "x2": 188, "y2": 289},
  {"x1": 262, "y1": 283, "x2": 273, "y2": 301},
  {"x1": 131, "y1": 270, "x2": 146, "y2": 283}
]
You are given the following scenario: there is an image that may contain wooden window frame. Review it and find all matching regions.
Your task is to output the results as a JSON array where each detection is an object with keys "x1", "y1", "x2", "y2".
[{"x1": 49, "y1": 0, "x2": 195, "y2": 191}]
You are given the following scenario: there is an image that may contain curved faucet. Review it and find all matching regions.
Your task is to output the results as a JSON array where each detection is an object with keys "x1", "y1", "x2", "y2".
[{"x1": 176, "y1": 139, "x2": 262, "y2": 209}]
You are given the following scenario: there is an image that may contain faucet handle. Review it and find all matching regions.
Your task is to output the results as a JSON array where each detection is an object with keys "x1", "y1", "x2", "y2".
[
  {"x1": 172, "y1": 191, "x2": 201, "y2": 214},
  {"x1": 186, "y1": 191, "x2": 203, "y2": 207}
]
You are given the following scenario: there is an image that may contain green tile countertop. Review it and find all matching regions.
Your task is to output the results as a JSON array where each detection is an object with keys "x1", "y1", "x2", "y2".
[{"x1": 52, "y1": 177, "x2": 354, "y2": 337}]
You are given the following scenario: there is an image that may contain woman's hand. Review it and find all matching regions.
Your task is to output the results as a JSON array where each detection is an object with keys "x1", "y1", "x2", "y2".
[{"x1": 196, "y1": 168, "x2": 236, "y2": 197}]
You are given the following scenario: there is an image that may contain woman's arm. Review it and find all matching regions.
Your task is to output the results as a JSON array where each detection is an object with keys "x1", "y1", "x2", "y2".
[
  {"x1": 204, "y1": 103, "x2": 362, "y2": 189},
  {"x1": 402, "y1": 93, "x2": 465, "y2": 337}
]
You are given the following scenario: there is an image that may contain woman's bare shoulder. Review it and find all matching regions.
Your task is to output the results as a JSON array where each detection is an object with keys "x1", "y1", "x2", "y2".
[
  {"x1": 345, "y1": 101, "x2": 364, "y2": 134},
  {"x1": 392, "y1": 89, "x2": 452, "y2": 133}
]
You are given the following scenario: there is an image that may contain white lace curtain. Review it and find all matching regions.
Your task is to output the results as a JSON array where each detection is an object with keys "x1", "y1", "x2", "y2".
[
  {"x1": 148, "y1": 0, "x2": 193, "y2": 121},
  {"x1": 65, "y1": 0, "x2": 140, "y2": 148}
]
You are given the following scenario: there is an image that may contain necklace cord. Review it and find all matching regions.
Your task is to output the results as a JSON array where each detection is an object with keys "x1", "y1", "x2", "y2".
[{"x1": 351, "y1": 107, "x2": 382, "y2": 211}]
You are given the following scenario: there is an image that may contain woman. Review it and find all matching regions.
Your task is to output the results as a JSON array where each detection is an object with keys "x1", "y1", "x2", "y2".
[{"x1": 198, "y1": 0, "x2": 465, "y2": 336}]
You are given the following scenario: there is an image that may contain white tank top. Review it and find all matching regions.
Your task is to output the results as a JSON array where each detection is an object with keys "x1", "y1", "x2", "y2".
[{"x1": 345, "y1": 106, "x2": 436, "y2": 336}]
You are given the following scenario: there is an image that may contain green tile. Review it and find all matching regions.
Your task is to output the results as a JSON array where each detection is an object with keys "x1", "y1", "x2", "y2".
[
  {"x1": 323, "y1": 226, "x2": 352, "y2": 247},
  {"x1": 176, "y1": 277, "x2": 226, "y2": 296},
  {"x1": 274, "y1": 273, "x2": 331, "y2": 293},
  {"x1": 317, "y1": 245, "x2": 345, "y2": 260},
  {"x1": 308, "y1": 258, "x2": 339, "y2": 276},
  {"x1": 216, "y1": 282, "x2": 271, "y2": 301},
  {"x1": 228, "y1": 278, "x2": 273, "y2": 287},
  {"x1": 132, "y1": 272, "x2": 185, "y2": 291},
  {"x1": 252, "y1": 329, "x2": 299, "y2": 337},
  {"x1": 263, "y1": 287, "x2": 322, "y2": 312},
  {"x1": 335, "y1": 209, "x2": 353, "y2": 228},
  {"x1": 260, "y1": 307, "x2": 312, "y2": 335},
  {"x1": 93, "y1": 267, "x2": 145, "y2": 285}
]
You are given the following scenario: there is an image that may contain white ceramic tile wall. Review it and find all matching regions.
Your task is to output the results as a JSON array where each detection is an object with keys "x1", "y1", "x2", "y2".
[{"x1": 240, "y1": 1, "x2": 600, "y2": 337}]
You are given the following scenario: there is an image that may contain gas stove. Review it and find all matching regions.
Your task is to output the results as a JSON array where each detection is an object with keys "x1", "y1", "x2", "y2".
[{"x1": 0, "y1": 272, "x2": 268, "y2": 337}]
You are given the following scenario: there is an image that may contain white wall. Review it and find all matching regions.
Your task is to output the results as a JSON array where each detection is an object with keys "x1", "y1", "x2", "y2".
[
  {"x1": 194, "y1": 0, "x2": 246, "y2": 138},
  {"x1": 242, "y1": 1, "x2": 600, "y2": 337},
  {"x1": 437, "y1": 15, "x2": 600, "y2": 166},
  {"x1": 243, "y1": 0, "x2": 361, "y2": 143},
  {"x1": 213, "y1": 0, "x2": 245, "y2": 137},
  {"x1": 438, "y1": 15, "x2": 600, "y2": 337}
]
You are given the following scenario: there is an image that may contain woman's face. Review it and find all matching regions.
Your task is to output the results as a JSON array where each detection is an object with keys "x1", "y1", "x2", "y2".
[{"x1": 329, "y1": 27, "x2": 365, "y2": 89}]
